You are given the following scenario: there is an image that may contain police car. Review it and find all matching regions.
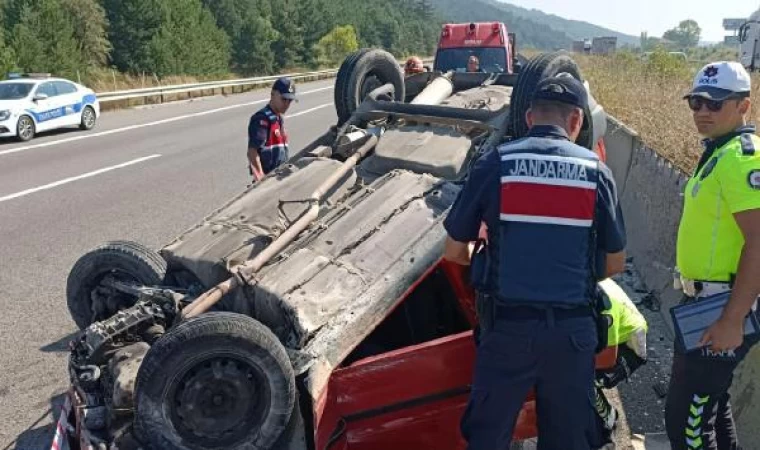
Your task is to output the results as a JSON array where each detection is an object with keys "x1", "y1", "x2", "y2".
[{"x1": 0, "y1": 73, "x2": 99, "y2": 142}]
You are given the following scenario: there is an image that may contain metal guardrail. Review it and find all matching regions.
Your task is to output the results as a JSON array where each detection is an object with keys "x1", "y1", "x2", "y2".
[
  {"x1": 96, "y1": 58, "x2": 434, "y2": 104},
  {"x1": 97, "y1": 69, "x2": 340, "y2": 103}
]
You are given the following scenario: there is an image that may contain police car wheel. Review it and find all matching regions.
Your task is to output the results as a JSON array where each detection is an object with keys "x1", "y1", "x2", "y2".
[
  {"x1": 16, "y1": 115, "x2": 35, "y2": 142},
  {"x1": 134, "y1": 312, "x2": 296, "y2": 450},
  {"x1": 80, "y1": 106, "x2": 96, "y2": 130},
  {"x1": 509, "y1": 52, "x2": 595, "y2": 150}
]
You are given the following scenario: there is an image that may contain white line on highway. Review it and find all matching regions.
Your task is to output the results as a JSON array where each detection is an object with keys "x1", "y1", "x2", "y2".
[
  {"x1": 0, "y1": 86, "x2": 334, "y2": 158},
  {"x1": 286, "y1": 103, "x2": 332, "y2": 118},
  {"x1": 0, "y1": 154, "x2": 162, "y2": 203}
]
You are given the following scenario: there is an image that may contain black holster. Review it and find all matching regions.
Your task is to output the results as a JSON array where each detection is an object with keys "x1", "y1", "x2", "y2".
[
  {"x1": 469, "y1": 238, "x2": 490, "y2": 291},
  {"x1": 592, "y1": 287, "x2": 611, "y2": 354}
]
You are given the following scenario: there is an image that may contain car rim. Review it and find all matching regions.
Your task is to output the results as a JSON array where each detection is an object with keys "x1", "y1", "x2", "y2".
[
  {"x1": 83, "y1": 109, "x2": 95, "y2": 128},
  {"x1": 18, "y1": 117, "x2": 32, "y2": 139},
  {"x1": 171, "y1": 356, "x2": 270, "y2": 445}
]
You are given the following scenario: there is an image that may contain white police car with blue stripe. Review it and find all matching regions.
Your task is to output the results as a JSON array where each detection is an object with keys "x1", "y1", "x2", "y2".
[{"x1": 0, "y1": 73, "x2": 100, "y2": 142}]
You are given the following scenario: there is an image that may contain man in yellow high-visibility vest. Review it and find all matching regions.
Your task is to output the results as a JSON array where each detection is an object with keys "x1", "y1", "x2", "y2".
[
  {"x1": 666, "y1": 61, "x2": 760, "y2": 450},
  {"x1": 594, "y1": 279, "x2": 648, "y2": 446}
]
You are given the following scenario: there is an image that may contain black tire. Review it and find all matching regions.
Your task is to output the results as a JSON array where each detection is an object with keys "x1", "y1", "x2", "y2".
[
  {"x1": 334, "y1": 48, "x2": 372, "y2": 123},
  {"x1": 16, "y1": 115, "x2": 35, "y2": 141},
  {"x1": 66, "y1": 240, "x2": 167, "y2": 329},
  {"x1": 508, "y1": 51, "x2": 595, "y2": 150},
  {"x1": 335, "y1": 48, "x2": 405, "y2": 125},
  {"x1": 134, "y1": 312, "x2": 296, "y2": 450},
  {"x1": 80, "y1": 105, "x2": 96, "y2": 130}
]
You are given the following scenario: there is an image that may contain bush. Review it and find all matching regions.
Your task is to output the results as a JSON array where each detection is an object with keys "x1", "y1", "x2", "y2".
[{"x1": 314, "y1": 25, "x2": 359, "y2": 66}]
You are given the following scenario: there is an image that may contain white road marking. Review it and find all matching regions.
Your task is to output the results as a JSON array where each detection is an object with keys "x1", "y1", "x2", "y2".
[
  {"x1": 0, "y1": 86, "x2": 334, "y2": 158},
  {"x1": 0, "y1": 154, "x2": 162, "y2": 203},
  {"x1": 286, "y1": 103, "x2": 332, "y2": 118}
]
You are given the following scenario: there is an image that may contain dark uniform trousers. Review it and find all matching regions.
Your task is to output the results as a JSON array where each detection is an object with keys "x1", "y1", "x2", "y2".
[
  {"x1": 665, "y1": 297, "x2": 760, "y2": 450},
  {"x1": 462, "y1": 299, "x2": 606, "y2": 450}
]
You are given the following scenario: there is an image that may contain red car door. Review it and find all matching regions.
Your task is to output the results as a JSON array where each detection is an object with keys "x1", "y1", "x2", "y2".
[{"x1": 313, "y1": 260, "x2": 615, "y2": 450}]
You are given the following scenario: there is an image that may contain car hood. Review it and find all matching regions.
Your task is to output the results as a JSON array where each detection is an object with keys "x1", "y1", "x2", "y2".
[{"x1": 0, "y1": 99, "x2": 28, "y2": 111}]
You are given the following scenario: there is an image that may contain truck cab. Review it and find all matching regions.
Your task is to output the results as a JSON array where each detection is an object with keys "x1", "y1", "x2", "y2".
[
  {"x1": 434, "y1": 22, "x2": 516, "y2": 74},
  {"x1": 739, "y1": 10, "x2": 760, "y2": 72}
]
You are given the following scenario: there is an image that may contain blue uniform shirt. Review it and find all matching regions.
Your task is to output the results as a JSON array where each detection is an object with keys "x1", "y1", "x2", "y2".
[
  {"x1": 248, "y1": 105, "x2": 289, "y2": 174},
  {"x1": 444, "y1": 125, "x2": 626, "y2": 306}
]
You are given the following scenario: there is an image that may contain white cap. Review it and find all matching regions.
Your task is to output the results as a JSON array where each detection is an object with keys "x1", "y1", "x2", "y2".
[{"x1": 684, "y1": 61, "x2": 751, "y2": 100}]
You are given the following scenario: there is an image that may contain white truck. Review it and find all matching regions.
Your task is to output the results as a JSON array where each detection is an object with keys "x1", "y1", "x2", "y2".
[{"x1": 740, "y1": 8, "x2": 760, "y2": 71}]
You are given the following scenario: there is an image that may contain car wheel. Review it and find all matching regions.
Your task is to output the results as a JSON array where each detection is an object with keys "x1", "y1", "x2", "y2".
[
  {"x1": 508, "y1": 51, "x2": 595, "y2": 150},
  {"x1": 66, "y1": 240, "x2": 167, "y2": 329},
  {"x1": 16, "y1": 115, "x2": 35, "y2": 141},
  {"x1": 335, "y1": 48, "x2": 405, "y2": 125},
  {"x1": 80, "y1": 105, "x2": 96, "y2": 130},
  {"x1": 134, "y1": 312, "x2": 296, "y2": 450}
]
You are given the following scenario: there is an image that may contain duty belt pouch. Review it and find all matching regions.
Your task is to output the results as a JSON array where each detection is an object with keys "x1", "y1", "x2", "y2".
[
  {"x1": 593, "y1": 288, "x2": 611, "y2": 354},
  {"x1": 469, "y1": 238, "x2": 490, "y2": 291}
]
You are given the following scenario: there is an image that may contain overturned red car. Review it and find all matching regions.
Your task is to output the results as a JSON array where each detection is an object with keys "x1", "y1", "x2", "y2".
[{"x1": 53, "y1": 47, "x2": 617, "y2": 450}]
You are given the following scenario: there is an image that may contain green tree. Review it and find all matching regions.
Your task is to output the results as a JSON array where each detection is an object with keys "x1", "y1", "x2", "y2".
[
  {"x1": 201, "y1": 0, "x2": 276, "y2": 74},
  {"x1": 297, "y1": 0, "x2": 330, "y2": 65},
  {"x1": 12, "y1": 0, "x2": 82, "y2": 77},
  {"x1": 104, "y1": 0, "x2": 164, "y2": 72},
  {"x1": 147, "y1": 0, "x2": 230, "y2": 76},
  {"x1": 270, "y1": 0, "x2": 304, "y2": 70},
  {"x1": 0, "y1": 31, "x2": 16, "y2": 76},
  {"x1": 314, "y1": 25, "x2": 359, "y2": 66},
  {"x1": 62, "y1": 0, "x2": 111, "y2": 67},
  {"x1": 663, "y1": 19, "x2": 701, "y2": 49},
  {"x1": 234, "y1": 16, "x2": 277, "y2": 74}
]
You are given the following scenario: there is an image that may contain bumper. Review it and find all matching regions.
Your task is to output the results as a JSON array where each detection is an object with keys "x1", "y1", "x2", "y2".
[
  {"x1": 0, "y1": 122, "x2": 16, "y2": 137},
  {"x1": 51, "y1": 393, "x2": 72, "y2": 450},
  {"x1": 51, "y1": 388, "x2": 99, "y2": 450}
]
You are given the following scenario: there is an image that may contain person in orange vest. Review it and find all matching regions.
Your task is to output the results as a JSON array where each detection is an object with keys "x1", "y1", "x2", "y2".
[{"x1": 247, "y1": 77, "x2": 296, "y2": 182}]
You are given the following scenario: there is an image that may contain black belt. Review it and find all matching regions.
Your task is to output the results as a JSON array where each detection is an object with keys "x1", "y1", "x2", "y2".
[{"x1": 494, "y1": 304, "x2": 593, "y2": 321}]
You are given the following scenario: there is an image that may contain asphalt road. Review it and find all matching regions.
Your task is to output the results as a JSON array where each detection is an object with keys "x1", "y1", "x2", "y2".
[{"x1": 0, "y1": 78, "x2": 337, "y2": 450}]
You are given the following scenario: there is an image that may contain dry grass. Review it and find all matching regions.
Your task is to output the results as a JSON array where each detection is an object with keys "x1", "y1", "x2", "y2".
[
  {"x1": 80, "y1": 64, "x2": 322, "y2": 93},
  {"x1": 574, "y1": 53, "x2": 759, "y2": 174},
  {"x1": 81, "y1": 69, "x2": 240, "y2": 93}
]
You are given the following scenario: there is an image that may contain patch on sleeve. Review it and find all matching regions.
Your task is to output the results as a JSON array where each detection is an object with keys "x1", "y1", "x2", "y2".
[
  {"x1": 260, "y1": 119, "x2": 269, "y2": 127},
  {"x1": 749, "y1": 170, "x2": 760, "y2": 190}
]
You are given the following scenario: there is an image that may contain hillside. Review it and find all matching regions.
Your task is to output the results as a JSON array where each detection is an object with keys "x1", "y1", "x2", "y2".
[
  {"x1": 429, "y1": 0, "x2": 638, "y2": 50},
  {"x1": 487, "y1": 1, "x2": 639, "y2": 46},
  {"x1": 0, "y1": 0, "x2": 442, "y2": 82},
  {"x1": 428, "y1": 0, "x2": 571, "y2": 50}
]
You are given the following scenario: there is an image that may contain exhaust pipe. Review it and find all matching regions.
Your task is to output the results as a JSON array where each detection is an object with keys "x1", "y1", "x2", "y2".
[
  {"x1": 181, "y1": 134, "x2": 379, "y2": 319},
  {"x1": 410, "y1": 74, "x2": 454, "y2": 106}
]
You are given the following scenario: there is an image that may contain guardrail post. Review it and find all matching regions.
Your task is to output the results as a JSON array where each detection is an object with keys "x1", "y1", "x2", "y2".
[{"x1": 154, "y1": 74, "x2": 163, "y2": 104}]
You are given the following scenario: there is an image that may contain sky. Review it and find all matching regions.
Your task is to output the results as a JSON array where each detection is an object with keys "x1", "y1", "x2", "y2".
[{"x1": 498, "y1": 0, "x2": 759, "y2": 43}]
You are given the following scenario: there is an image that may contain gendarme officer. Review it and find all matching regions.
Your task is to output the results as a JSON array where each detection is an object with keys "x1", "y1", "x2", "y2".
[
  {"x1": 666, "y1": 61, "x2": 760, "y2": 450},
  {"x1": 247, "y1": 77, "x2": 296, "y2": 182},
  {"x1": 443, "y1": 74, "x2": 626, "y2": 449}
]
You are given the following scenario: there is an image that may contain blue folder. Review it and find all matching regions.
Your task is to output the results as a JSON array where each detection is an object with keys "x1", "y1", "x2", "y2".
[{"x1": 670, "y1": 292, "x2": 760, "y2": 353}]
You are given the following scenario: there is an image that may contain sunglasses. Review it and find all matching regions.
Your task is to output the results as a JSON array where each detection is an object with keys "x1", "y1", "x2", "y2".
[{"x1": 687, "y1": 95, "x2": 743, "y2": 112}]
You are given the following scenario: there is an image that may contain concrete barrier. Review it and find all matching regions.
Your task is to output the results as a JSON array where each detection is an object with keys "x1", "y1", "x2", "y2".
[{"x1": 602, "y1": 114, "x2": 760, "y2": 444}]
